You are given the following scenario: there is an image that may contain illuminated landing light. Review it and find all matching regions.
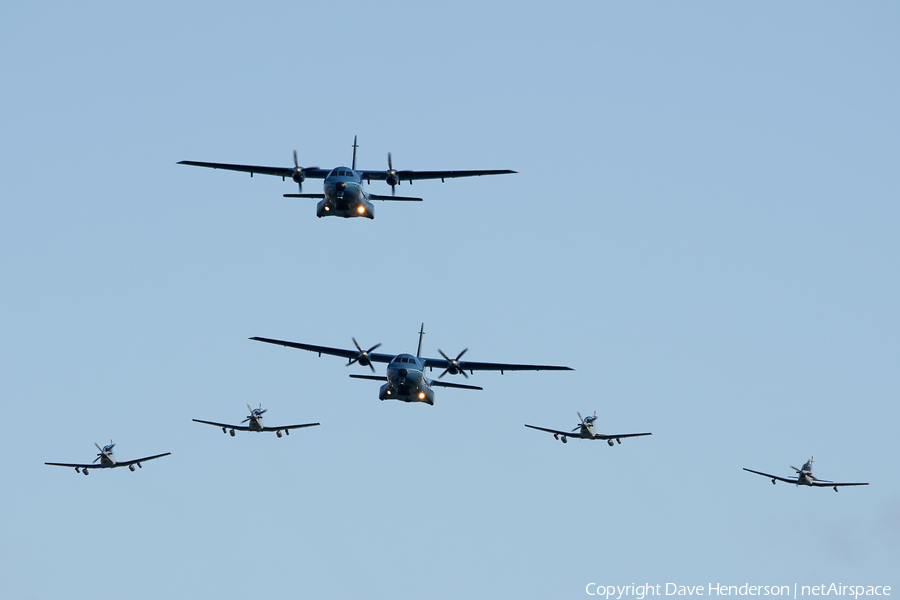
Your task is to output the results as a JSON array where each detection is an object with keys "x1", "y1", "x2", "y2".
[
  {"x1": 418, "y1": 391, "x2": 426, "y2": 400},
  {"x1": 324, "y1": 206, "x2": 330, "y2": 212},
  {"x1": 357, "y1": 206, "x2": 366, "y2": 215}
]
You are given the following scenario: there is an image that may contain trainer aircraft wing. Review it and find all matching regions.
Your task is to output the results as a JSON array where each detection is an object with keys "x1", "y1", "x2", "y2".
[
  {"x1": 193, "y1": 419, "x2": 252, "y2": 431},
  {"x1": 250, "y1": 337, "x2": 394, "y2": 364},
  {"x1": 422, "y1": 357, "x2": 573, "y2": 373},
  {"x1": 115, "y1": 453, "x2": 171, "y2": 467},
  {"x1": 177, "y1": 161, "x2": 330, "y2": 180},
  {"x1": 358, "y1": 169, "x2": 516, "y2": 182},
  {"x1": 742, "y1": 468, "x2": 799, "y2": 484},
  {"x1": 45, "y1": 461, "x2": 103, "y2": 469},
  {"x1": 261, "y1": 423, "x2": 320, "y2": 432},
  {"x1": 592, "y1": 432, "x2": 653, "y2": 440},
  {"x1": 810, "y1": 480, "x2": 869, "y2": 488},
  {"x1": 524, "y1": 424, "x2": 574, "y2": 437}
]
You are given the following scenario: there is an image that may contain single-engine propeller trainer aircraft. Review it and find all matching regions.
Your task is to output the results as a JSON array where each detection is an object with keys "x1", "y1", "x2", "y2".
[
  {"x1": 525, "y1": 411, "x2": 652, "y2": 445},
  {"x1": 45, "y1": 441, "x2": 170, "y2": 475},
  {"x1": 250, "y1": 324, "x2": 573, "y2": 405},
  {"x1": 178, "y1": 137, "x2": 516, "y2": 219},
  {"x1": 193, "y1": 404, "x2": 320, "y2": 438},
  {"x1": 743, "y1": 457, "x2": 869, "y2": 492}
]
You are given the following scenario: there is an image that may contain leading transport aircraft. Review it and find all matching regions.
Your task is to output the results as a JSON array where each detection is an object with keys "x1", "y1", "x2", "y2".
[
  {"x1": 178, "y1": 137, "x2": 516, "y2": 219},
  {"x1": 45, "y1": 441, "x2": 171, "y2": 475},
  {"x1": 250, "y1": 325, "x2": 573, "y2": 405},
  {"x1": 525, "y1": 411, "x2": 652, "y2": 445},
  {"x1": 743, "y1": 457, "x2": 869, "y2": 492}
]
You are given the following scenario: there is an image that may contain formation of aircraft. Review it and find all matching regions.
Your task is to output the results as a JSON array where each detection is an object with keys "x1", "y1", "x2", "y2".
[
  {"x1": 250, "y1": 324, "x2": 572, "y2": 405},
  {"x1": 743, "y1": 457, "x2": 869, "y2": 492},
  {"x1": 193, "y1": 404, "x2": 320, "y2": 438},
  {"x1": 178, "y1": 137, "x2": 516, "y2": 219},
  {"x1": 525, "y1": 411, "x2": 652, "y2": 445},
  {"x1": 45, "y1": 441, "x2": 170, "y2": 475}
]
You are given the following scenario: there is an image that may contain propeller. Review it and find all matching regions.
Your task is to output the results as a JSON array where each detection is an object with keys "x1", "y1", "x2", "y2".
[
  {"x1": 291, "y1": 150, "x2": 319, "y2": 193},
  {"x1": 242, "y1": 403, "x2": 267, "y2": 423},
  {"x1": 347, "y1": 338, "x2": 382, "y2": 372},
  {"x1": 385, "y1": 152, "x2": 399, "y2": 195},
  {"x1": 573, "y1": 411, "x2": 587, "y2": 432},
  {"x1": 94, "y1": 440, "x2": 113, "y2": 462},
  {"x1": 437, "y1": 348, "x2": 468, "y2": 378}
]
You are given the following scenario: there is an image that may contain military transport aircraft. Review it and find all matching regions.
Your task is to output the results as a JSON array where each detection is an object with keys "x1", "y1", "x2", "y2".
[
  {"x1": 525, "y1": 411, "x2": 652, "y2": 445},
  {"x1": 178, "y1": 137, "x2": 516, "y2": 219},
  {"x1": 45, "y1": 441, "x2": 170, "y2": 475},
  {"x1": 250, "y1": 325, "x2": 572, "y2": 405},
  {"x1": 193, "y1": 404, "x2": 320, "y2": 438},
  {"x1": 743, "y1": 457, "x2": 869, "y2": 492}
]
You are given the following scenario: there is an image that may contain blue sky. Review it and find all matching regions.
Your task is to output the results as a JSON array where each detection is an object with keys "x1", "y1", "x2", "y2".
[{"x1": 2, "y1": 2, "x2": 898, "y2": 598}]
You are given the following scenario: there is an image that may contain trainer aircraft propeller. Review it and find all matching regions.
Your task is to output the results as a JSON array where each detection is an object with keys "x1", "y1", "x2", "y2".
[
  {"x1": 178, "y1": 136, "x2": 516, "y2": 220},
  {"x1": 743, "y1": 456, "x2": 869, "y2": 492},
  {"x1": 45, "y1": 441, "x2": 171, "y2": 475},
  {"x1": 525, "y1": 411, "x2": 652, "y2": 445},
  {"x1": 193, "y1": 404, "x2": 320, "y2": 438},
  {"x1": 250, "y1": 324, "x2": 572, "y2": 405}
]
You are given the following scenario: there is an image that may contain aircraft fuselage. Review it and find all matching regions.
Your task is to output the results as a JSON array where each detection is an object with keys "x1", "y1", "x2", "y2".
[
  {"x1": 317, "y1": 168, "x2": 374, "y2": 219},
  {"x1": 380, "y1": 353, "x2": 435, "y2": 405}
]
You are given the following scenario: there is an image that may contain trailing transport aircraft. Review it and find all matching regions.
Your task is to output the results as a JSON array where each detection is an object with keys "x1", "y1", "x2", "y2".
[
  {"x1": 45, "y1": 441, "x2": 170, "y2": 475},
  {"x1": 743, "y1": 457, "x2": 869, "y2": 492},
  {"x1": 250, "y1": 324, "x2": 572, "y2": 405},
  {"x1": 525, "y1": 411, "x2": 652, "y2": 445},
  {"x1": 193, "y1": 404, "x2": 320, "y2": 438},
  {"x1": 178, "y1": 137, "x2": 516, "y2": 219}
]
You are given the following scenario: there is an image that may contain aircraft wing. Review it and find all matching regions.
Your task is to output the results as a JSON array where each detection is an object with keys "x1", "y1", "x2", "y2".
[
  {"x1": 427, "y1": 380, "x2": 483, "y2": 390},
  {"x1": 810, "y1": 480, "x2": 869, "y2": 488},
  {"x1": 115, "y1": 453, "x2": 171, "y2": 467},
  {"x1": 192, "y1": 419, "x2": 252, "y2": 431},
  {"x1": 742, "y1": 468, "x2": 799, "y2": 484},
  {"x1": 524, "y1": 424, "x2": 576, "y2": 437},
  {"x1": 177, "y1": 161, "x2": 330, "y2": 180},
  {"x1": 357, "y1": 169, "x2": 516, "y2": 182},
  {"x1": 250, "y1": 337, "x2": 394, "y2": 363},
  {"x1": 261, "y1": 423, "x2": 320, "y2": 432},
  {"x1": 422, "y1": 357, "x2": 573, "y2": 373},
  {"x1": 592, "y1": 432, "x2": 653, "y2": 440},
  {"x1": 45, "y1": 461, "x2": 106, "y2": 469}
]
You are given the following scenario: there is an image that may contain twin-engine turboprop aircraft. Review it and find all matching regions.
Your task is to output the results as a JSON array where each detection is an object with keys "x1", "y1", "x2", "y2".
[
  {"x1": 525, "y1": 411, "x2": 652, "y2": 445},
  {"x1": 743, "y1": 456, "x2": 868, "y2": 492},
  {"x1": 250, "y1": 325, "x2": 572, "y2": 405},
  {"x1": 178, "y1": 137, "x2": 516, "y2": 219},
  {"x1": 193, "y1": 404, "x2": 320, "y2": 438},
  {"x1": 45, "y1": 441, "x2": 171, "y2": 475}
]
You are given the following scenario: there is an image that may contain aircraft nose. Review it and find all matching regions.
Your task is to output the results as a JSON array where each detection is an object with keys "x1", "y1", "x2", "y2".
[
  {"x1": 335, "y1": 182, "x2": 346, "y2": 192},
  {"x1": 398, "y1": 368, "x2": 408, "y2": 378}
]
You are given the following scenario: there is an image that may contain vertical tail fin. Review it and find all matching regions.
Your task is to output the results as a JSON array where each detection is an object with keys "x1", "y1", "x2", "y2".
[
  {"x1": 351, "y1": 135, "x2": 358, "y2": 171},
  {"x1": 416, "y1": 323, "x2": 425, "y2": 358}
]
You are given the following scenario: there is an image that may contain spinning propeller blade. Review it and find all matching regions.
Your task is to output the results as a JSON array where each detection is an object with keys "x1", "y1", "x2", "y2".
[
  {"x1": 437, "y1": 348, "x2": 468, "y2": 378},
  {"x1": 347, "y1": 337, "x2": 382, "y2": 372}
]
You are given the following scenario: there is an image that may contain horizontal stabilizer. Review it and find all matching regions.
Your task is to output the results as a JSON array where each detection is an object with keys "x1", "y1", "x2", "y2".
[
  {"x1": 429, "y1": 380, "x2": 483, "y2": 390},
  {"x1": 283, "y1": 193, "x2": 326, "y2": 198},
  {"x1": 349, "y1": 374, "x2": 388, "y2": 382},
  {"x1": 367, "y1": 194, "x2": 423, "y2": 202}
]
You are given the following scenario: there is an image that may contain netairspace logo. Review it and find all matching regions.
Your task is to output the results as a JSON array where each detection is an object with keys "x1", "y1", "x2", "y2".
[{"x1": 586, "y1": 584, "x2": 892, "y2": 599}]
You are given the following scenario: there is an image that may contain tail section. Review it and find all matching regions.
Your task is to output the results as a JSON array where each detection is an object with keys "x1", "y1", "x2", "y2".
[
  {"x1": 351, "y1": 135, "x2": 358, "y2": 171},
  {"x1": 416, "y1": 323, "x2": 425, "y2": 358}
]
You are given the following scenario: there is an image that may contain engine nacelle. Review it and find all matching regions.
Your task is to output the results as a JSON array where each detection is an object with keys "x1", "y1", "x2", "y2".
[
  {"x1": 230, "y1": 429, "x2": 236, "y2": 437},
  {"x1": 292, "y1": 170, "x2": 305, "y2": 184},
  {"x1": 385, "y1": 173, "x2": 398, "y2": 187},
  {"x1": 129, "y1": 464, "x2": 136, "y2": 472},
  {"x1": 276, "y1": 430, "x2": 283, "y2": 438},
  {"x1": 607, "y1": 440, "x2": 614, "y2": 447}
]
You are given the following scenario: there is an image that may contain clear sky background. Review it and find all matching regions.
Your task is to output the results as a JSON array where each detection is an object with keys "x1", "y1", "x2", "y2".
[{"x1": 2, "y1": 2, "x2": 898, "y2": 598}]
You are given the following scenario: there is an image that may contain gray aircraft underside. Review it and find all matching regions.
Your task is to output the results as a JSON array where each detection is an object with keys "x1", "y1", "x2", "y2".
[
  {"x1": 250, "y1": 326, "x2": 572, "y2": 405},
  {"x1": 178, "y1": 137, "x2": 516, "y2": 220},
  {"x1": 525, "y1": 411, "x2": 652, "y2": 446},
  {"x1": 743, "y1": 457, "x2": 868, "y2": 492},
  {"x1": 45, "y1": 441, "x2": 170, "y2": 475}
]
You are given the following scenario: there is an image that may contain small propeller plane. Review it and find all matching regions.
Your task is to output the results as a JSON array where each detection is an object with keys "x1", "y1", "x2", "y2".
[
  {"x1": 45, "y1": 441, "x2": 170, "y2": 475},
  {"x1": 193, "y1": 404, "x2": 320, "y2": 438},
  {"x1": 178, "y1": 136, "x2": 516, "y2": 219},
  {"x1": 250, "y1": 324, "x2": 573, "y2": 405},
  {"x1": 525, "y1": 411, "x2": 652, "y2": 445},
  {"x1": 743, "y1": 457, "x2": 869, "y2": 492}
]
